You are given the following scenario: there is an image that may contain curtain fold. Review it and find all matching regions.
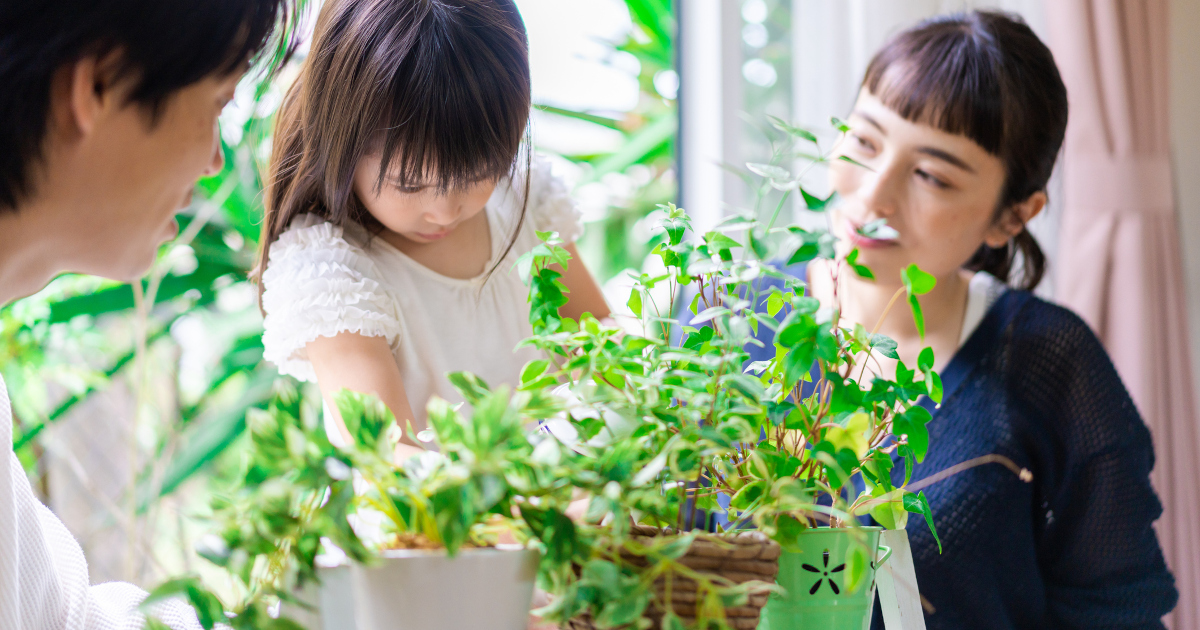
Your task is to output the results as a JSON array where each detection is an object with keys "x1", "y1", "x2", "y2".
[{"x1": 1048, "y1": 2, "x2": 1200, "y2": 628}]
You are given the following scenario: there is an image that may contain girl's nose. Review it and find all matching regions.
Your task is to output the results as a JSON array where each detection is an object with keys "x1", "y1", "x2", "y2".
[
  {"x1": 425, "y1": 198, "x2": 463, "y2": 226},
  {"x1": 203, "y1": 121, "x2": 224, "y2": 177}
]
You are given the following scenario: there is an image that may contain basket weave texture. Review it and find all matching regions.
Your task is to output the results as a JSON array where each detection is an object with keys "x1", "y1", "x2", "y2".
[{"x1": 567, "y1": 526, "x2": 781, "y2": 630}]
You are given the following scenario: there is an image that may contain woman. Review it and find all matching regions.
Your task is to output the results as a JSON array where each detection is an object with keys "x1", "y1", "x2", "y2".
[{"x1": 787, "y1": 11, "x2": 1176, "y2": 629}]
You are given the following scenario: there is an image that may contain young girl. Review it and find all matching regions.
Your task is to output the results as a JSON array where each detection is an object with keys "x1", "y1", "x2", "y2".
[
  {"x1": 747, "y1": 11, "x2": 1177, "y2": 630},
  {"x1": 256, "y1": 0, "x2": 608, "y2": 451}
]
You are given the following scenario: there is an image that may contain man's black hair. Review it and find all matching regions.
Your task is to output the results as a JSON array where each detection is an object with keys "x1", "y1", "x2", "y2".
[{"x1": 0, "y1": 0, "x2": 299, "y2": 211}]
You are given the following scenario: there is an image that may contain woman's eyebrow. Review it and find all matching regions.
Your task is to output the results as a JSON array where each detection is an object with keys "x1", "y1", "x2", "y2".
[
  {"x1": 916, "y1": 147, "x2": 976, "y2": 173},
  {"x1": 853, "y1": 111, "x2": 886, "y2": 135}
]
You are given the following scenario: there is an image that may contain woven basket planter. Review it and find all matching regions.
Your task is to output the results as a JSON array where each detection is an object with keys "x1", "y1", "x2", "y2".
[{"x1": 568, "y1": 526, "x2": 781, "y2": 630}]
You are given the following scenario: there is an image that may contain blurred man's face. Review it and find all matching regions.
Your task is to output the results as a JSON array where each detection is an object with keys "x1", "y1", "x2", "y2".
[{"x1": 48, "y1": 62, "x2": 241, "y2": 281}]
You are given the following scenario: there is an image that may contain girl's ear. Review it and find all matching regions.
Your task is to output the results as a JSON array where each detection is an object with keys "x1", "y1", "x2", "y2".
[{"x1": 983, "y1": 191, "x2": 1046, "y2": 248}]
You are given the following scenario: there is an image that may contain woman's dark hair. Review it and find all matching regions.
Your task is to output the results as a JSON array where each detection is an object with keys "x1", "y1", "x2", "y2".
[
  {"x1": 258, "y1": 0, "x2": 532, "y2": 290},
  {"x1": 861, "y1": 10, "x2": 1068, "y2": 290},
  {"x1": 0, "y1": 0, "x2": 300, "y2": 211}
]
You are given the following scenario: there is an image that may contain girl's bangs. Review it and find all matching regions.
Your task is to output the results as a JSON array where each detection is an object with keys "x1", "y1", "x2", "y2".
[{"x1": 368, "y1": 4, "x2": 531, "y2": 194}]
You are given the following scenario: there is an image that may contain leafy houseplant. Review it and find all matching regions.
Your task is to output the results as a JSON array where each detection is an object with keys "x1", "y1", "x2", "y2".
[
  {"x1": 511, "y1": 117, "x2": 969, "y2": 630},
  {"x1": 144, "y1": 381, "x2": 570, "y2": 630}
]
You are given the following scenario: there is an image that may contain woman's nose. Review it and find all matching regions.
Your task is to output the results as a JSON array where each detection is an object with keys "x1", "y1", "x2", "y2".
[
  {"x1": 203, "y1": 121, "x2": 224, "y2": 177},
  {"x1": 857, "y1": 161, "x2": 902, "y2": 217}
]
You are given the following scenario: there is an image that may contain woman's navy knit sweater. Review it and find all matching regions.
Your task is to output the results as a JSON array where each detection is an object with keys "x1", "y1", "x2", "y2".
[{"x1": 745, "y1": 285, "x2": 1178, "y2": 629}]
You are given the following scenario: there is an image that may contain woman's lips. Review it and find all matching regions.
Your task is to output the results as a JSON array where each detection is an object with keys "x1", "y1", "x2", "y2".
[{"x1": 844, "y1": 219, "x2": 899, "y2": 249}]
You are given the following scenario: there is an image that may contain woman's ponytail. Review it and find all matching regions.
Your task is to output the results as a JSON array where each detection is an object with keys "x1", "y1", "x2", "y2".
[{"x1": 964, "y1": 229, "x2": 1046, "y2": 292}]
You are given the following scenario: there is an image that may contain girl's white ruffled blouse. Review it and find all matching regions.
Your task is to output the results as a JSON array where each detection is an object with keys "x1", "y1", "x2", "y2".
[{"x1": 260, "y1": 156, "x2": 583, "y2": 429}]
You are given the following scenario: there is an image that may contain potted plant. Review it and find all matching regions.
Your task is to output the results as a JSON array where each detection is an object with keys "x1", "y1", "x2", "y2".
[
  {"x1": 512, "y1": 117, "x2": 1030, "y2": 630},
  {"x1": 143, "y1": 380, "x2": 569, "y2": 630}
]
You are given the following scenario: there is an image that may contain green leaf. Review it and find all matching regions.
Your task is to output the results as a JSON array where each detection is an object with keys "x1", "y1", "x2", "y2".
[
  {"x1": 768, "y1": 115, "x2": 819, "y2": 144},
  {"x1": 927, "y1": 370, "x2": 944, "y2": 404},
  {"x1": 520, "y1": 359, "x2": 551, "y2": 386},
  {"x1": 773, "y1": 514, "x2": 808, "y2": 552},
  {"x1": 831, "y1": 116, "x2": 851, "y2": 133},
  {"x1": 846, "y1": 248, "x2": 875, "y2": 281},
  {"x1": 917, "y1": 347, "x2": 934, "y2": 371},
  {"x1": 447, "y1": 371, "x2": 493, "y2": 405},
  {"x1": 844, "y1": 543, "x2": 869, "y2": 593},
  {"x1": 903, "y1": 491, "x2": 942, "y2": 552},
  {"x1": 534, "y1": 104, "x2": 622, "y2": 130},
  {"x1": 870, "y1": 491, "x2": 910, "y2": 530},
  {"x1": 869, "y1": 334, "x2": 899, "y2": 359},
  {"x1": 901, "y1": 264, "x2": 937, "y2": 295},
  {"x1": 800, "y1": 187, "x2": 835, "y2": 212},
  {"x1": 766, "y1": 291, "x2": 785, "y2": 318},
  {"x1": 856, "y1": 218, "x2": 899, "y2": 241},
  {"x1": 908, "y1": 293, "x2": 926, "y2": 340},
  {"x1": 892, "y1": 406, "x2": 931, "y2": 463},
  {"x1": 627, "y1": 290, "x2": 642, "y2": 318},
  {"x1": 746, "y1": 162, "x2": 792, "y2": 181},
  {"x1": 837, "y1": 155, "x2": 873, "y2": 170}
]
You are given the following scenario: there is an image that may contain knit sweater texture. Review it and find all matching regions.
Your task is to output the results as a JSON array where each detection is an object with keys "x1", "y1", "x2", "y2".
[{"x1": 742, "y1": 284, "x2": 1178, "y2": 629}]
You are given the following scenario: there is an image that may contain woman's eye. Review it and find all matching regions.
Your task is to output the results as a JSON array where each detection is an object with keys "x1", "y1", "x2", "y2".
[
  {"x1": 916, "y1": 169, "x2": 949, "y2": 189},
  {"x1": 396, "y1": 185, "x2": 424, "y2": 194},
  {"x1": 850, "y1": 134, "x2": 876, "y2": 154}
]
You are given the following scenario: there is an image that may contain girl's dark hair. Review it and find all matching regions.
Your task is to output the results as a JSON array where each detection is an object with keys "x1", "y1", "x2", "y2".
[
  {"x1": 861, "y1": 10, "x2": 1068, "y2": 290},
  {"x1": 258, "y1": 0, "x2": 532, "y2": 289},
  {"x1": 0, "y1": 0, "x2": 299, "y2": 211}
]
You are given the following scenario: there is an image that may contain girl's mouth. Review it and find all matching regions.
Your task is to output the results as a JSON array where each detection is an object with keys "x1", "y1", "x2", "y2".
[
  {"x1": 415, "y1": 230, "x2": 450, "y2": 241},
  {"x1": 845, "y1": 218, "x2": 899, "y2": 249}
]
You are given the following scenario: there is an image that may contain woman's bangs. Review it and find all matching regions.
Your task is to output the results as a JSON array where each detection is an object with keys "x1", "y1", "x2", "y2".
[{"x1": 863, "y1": 30, "x2": 1005, "y2": 156}]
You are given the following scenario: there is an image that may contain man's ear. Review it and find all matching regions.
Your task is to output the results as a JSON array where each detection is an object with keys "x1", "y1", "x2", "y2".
[
  {"x1": 66, "y1": 56, "x2": 103, "y2": 137},
  {"x1": 64, "y1": 51, "x2": 126, "y2": 137},
  {"x1": 983, "y1": 191, "x2": 1046, "y2": 248}
]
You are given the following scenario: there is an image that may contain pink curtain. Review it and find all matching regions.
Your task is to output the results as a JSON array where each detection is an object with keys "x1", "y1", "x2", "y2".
[{"x1": 1048, "y1": 1, "x2": 1200, "y2": 628}]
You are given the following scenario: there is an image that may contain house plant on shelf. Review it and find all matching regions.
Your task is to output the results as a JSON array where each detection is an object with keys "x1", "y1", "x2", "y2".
[{"x1": 514, "y1": 117, "x2": 1031, "y2": 630}]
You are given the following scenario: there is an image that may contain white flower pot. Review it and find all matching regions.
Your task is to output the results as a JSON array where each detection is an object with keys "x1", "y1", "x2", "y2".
[{"x1": 318, "y1": 547, "x2": 541, "y2": 630}]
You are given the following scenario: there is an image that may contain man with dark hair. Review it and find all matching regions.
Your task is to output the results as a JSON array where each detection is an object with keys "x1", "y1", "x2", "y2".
[{"x1": 0, "y1": 1, "x2": 295, "y2": 627}]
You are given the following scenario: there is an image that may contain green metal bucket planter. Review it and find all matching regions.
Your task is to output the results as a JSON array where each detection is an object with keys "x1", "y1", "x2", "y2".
[{"x1": 758, "y1": 527, "x2": 892, "y2": 630}]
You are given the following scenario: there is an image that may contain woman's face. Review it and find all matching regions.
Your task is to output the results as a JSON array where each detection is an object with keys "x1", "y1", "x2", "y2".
[
  {"x1": 352, "y1": 152, "x2": 497, "y2": 244},
  {"x1": 829, "y1": 90, "x2": 1018, "y2": 286}
]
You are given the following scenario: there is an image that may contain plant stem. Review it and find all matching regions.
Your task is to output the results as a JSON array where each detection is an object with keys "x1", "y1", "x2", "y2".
[{"x1": 764, "y1": 190, "x2": 792, "y2": 232}]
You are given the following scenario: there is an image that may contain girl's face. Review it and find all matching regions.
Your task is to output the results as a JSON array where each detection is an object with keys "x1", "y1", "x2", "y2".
[
  {"x1": 829, "y1": 90, "x2": 1028, "y2": 286},
  {"x1": 352, "y1": 152, "x2": 498, "y2": 244}
]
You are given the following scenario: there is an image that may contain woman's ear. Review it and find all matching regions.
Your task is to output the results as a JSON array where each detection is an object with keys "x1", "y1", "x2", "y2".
[{"x1": 983, "y1": 191, "x2": 1046, "y2": 248}]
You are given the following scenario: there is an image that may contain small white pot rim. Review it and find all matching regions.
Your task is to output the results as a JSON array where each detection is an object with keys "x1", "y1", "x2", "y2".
[{"x1": 375, "y1": 544, "x2": 532, "y2": 560}]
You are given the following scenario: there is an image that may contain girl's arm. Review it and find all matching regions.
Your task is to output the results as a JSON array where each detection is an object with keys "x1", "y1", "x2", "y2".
[
  {"x1": 306, "y1": 331, "x2": 425, "y2": 460},
  {"x1": 558, "y1": 242, "x2": 610, "y2": 321}
]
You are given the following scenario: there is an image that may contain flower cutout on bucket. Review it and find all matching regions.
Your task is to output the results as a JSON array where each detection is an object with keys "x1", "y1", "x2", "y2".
[{"x1": 802, "y1": 549, "x2": 846, "y2": 595}]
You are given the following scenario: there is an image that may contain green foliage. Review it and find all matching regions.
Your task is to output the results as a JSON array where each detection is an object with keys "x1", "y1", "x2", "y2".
[
  {"x1": 509, "y1": 116, "x2": 951, "y2": 627},
  {"x1": 539, "y1": 0, "x2": 677, "y2": 282}
]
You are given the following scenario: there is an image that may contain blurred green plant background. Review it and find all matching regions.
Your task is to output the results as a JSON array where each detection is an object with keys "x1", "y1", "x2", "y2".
[{"x1": 0, "y1": 0, "x2": 677, "y2": 586}]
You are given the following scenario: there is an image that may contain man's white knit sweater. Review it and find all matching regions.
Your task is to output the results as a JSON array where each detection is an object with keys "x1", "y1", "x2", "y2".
[{"x1": 1, "y1": 376, "x2": 199, "y2": 630}]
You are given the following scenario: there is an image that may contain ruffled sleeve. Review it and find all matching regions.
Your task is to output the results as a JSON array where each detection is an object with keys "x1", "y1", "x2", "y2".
[
  {"x1": 261, "y1": 215, "x2": 402, "y2": 382},
  {"x1": 527, "y1": 156, "x2": 584, "y2": 243}
]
